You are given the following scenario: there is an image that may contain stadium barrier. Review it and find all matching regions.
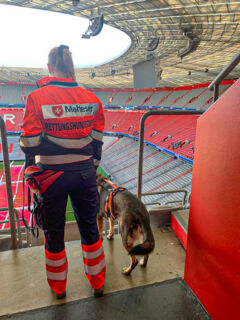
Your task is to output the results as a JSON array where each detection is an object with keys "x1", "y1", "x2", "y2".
[
  {"x1": 136, "y1": 109, "x2": 205, "y2": 199},
  {"x1": 0, "y1": 116, "x2": 18, "y2": 249}
]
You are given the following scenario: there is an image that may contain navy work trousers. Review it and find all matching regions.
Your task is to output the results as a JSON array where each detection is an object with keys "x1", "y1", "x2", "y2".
[{"x1": 41, "y1": 167, "x2": 100, "y2": 253}]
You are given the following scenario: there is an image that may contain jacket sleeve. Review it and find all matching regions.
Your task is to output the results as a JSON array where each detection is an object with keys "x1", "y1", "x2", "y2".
[
  {"x1": 20, "y1": 94, "x2": 43, "y2": 155},
  {"x1": 91, "y1": 101, "x2": 105, "y2": 163}
]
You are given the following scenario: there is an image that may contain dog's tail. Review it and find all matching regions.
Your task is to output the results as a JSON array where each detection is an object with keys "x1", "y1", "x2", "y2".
[{"x1": 129, "y1": 220, "x2": 155, "y2": 256}]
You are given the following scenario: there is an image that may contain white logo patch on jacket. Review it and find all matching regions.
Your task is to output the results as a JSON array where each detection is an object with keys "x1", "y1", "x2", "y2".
[{"x1": 42, "y1": 103, "x2": 99, "y2": 119}]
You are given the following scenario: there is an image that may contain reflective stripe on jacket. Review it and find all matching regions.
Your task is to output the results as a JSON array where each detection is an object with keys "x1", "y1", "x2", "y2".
[{"x1": 20, "y1": 77, "x2": 105, "y2": 168}]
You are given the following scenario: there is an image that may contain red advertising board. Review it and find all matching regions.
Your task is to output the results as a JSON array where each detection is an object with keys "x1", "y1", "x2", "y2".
[{"x1": 0, "y1": 108, "x2": 24, "y2": 132}]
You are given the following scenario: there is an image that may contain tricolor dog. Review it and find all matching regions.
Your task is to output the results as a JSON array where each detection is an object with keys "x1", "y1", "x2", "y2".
[{"x1": 96, "y1": 174, "x2": 155, "y2": 275}]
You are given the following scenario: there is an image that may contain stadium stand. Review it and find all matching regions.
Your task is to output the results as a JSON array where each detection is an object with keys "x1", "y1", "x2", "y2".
[
  {"x1": 146, "y1": 90, "x2": 173, "y2": 106},
  {"x1": 92, "y1": 90, "x2": 111, "y2": 105},
  {"x1": 1, "y1": 79, "x2": 233, "y2": 162},
  {"x1": 129, "y1": 91, "x2": 151, "y2": 106},
  {"x1": 0, "y1": 84, "x2": 35, "y2": 104},
  {"x1": 101, "y1": 136, "x2": 192, "y2": 206},
  {"x1": 104, "y1": 110, "x2": 199, "y2": 159},
  {"x1": 92, "y1": 80, "x2": 234, "y2": 110},
  {"x1": 106, "y1": 91, "x2": 133, "y2": 106}
]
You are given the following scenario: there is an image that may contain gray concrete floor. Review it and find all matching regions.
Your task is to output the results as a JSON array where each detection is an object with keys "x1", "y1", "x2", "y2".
[
  {"x1": 0, "y1": 279, "x2": 211, "y2": 320},
  {"x1": 0, "y1": 229, "x2": 186, "y2": 317}
]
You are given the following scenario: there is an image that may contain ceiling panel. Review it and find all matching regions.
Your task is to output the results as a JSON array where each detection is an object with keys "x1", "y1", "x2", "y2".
[{"x1": 0, "y1": 0, "x2": 239, "y2": 88}]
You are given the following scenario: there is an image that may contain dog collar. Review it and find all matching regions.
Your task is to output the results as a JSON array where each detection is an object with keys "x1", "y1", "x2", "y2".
[{"x1": 104, "y1": 186, "x2": 126, "y2": 220}]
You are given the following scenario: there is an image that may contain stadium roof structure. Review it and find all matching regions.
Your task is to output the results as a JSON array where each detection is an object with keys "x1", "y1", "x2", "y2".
[{"x1": 0, "y1": 0, "x2": 240, "y2": 89}]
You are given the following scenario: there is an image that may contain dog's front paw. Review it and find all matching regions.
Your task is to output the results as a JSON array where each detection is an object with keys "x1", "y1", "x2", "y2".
[{"x1": 107, "y1": 234, "x2": 114, "y2": 240}]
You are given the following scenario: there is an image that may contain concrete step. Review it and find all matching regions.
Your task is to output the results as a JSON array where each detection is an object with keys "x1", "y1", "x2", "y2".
[
  {"x1": 0, "y1": 229, "x2": 185, "y2": 317},
  {"x1": 171, "y1": 209, "x2": 189, "y2": 249}
]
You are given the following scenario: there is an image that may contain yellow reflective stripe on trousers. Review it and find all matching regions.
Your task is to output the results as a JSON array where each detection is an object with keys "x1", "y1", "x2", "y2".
[
  {"x1": 46, "y1": 269, "x2": 67, "y2": 281},
  {"x1": 84, "y1": 259, "x2": 105, "y2": 276},
  {"x1": 46, "y1": 256, "x2": 66, "y2": 267},
  {"x1": 82, "y1": 247, "x2": 103, "y2": 260},
  {"x1": 46, "y1": 135, "x2": 93, "y2": 149},
  {"x1": 20, "y1": 135, "x2": 41, "y2": 147},
  {"x1": 35, "y1": 154, "x2": 92, "y2": 164}
]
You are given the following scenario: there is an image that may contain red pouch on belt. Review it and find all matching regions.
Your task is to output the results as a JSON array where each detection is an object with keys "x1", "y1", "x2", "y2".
[{"x1": 24, "y1": 165, "x2": 64, "y2": 194}]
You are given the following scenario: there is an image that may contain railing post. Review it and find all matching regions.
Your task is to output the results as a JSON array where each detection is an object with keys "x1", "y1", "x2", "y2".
[
  {"x1": 208, "y1": 51, "x2": 240, "y2": 92},
  {"x1": 213, "y1": 83, "x2": 220, "y2": 102},
  {"x1": 137, "y1": 110, "x2": 205, "y2": 200},
  {"x1": 0, "y1": 116, "x2": 18, "y2": 249},
  {"x1": 208, "y1": 51, "x2": 240, "y2": 102}
]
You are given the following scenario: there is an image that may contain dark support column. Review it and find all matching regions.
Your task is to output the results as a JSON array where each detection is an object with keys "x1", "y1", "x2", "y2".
[{"x1": 213, "y1": 84, "x2": 219, "y2": 102}]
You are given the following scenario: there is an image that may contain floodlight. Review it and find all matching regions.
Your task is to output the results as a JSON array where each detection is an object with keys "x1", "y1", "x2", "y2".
[
  {"x1": 89, "y1": 72, "x2": 96, "y2": 79},
  {"x1": 178, "y1": 27, "x2": 200, "y2": 59},
  {"x1": 72, "y1": 0, "x2": 80, "y2": 6},
  {"x1": 82, "y1": 14, "x2": 104, "y2": 39},
  {"x1": 147, "y1": 38, "x2": 159, "y2": 52}
]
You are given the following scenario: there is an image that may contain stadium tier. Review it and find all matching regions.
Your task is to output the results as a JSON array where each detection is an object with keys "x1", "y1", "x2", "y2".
[
  {"x1": 92, "y1": 80, "x2": 234, "y2": 109},
  {"x1": 0, "y1": 83, "x2": 36, "y2": 104},
  {"x1": 0, "y1": 79, "x2": 234, "y2": 161},
  {"x1": 101, "y1": 136, "x2": 192, "y2": 205},
  {"x1": 0, "y1": 80, "x2": 234, "y2": 107},
  {"x1": 104, "y1": 110, "x2": 198, "y2": 160}
]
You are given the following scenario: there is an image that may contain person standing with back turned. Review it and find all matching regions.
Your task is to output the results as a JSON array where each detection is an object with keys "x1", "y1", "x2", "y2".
[{"x1": 20, "y1": 45, "x2": 105, "y2": 298}]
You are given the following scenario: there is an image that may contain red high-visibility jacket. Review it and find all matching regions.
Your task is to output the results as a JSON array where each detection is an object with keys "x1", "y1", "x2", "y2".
[{"x1": 20, "y1": 77, "x2": 105, "y2": 170}]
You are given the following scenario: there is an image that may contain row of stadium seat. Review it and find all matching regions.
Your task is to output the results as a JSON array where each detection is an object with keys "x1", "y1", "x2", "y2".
[
  {"x1": 0, "y1": 84, "x2": 35, "y2": 104},
  {"x1": 101, "y1": 136, "x2": 192, "y2": 205},
  {"x1": 0, "y1": 107, "x2": 199, "y2": 160},
  {"x1": 104, "y1": 110, "x2": 199, "y2": 159},
  {"x1": 0, "y1": 80, "x2": 234, "y2": 109},
  {"x1": 93, "y1": 80, "x2": 234, "y2": 109}
]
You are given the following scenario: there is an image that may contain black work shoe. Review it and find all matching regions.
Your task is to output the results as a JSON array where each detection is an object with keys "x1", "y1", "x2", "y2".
[
  {"x1": 93, "y1": 287, "x2": 104, "y2": 298},
  {"x1": 51, "y1": 289, "x2": 66, "y2": 300},
  {"x1": 56, "y1": 291, "x2": 66, "y2": 299}
]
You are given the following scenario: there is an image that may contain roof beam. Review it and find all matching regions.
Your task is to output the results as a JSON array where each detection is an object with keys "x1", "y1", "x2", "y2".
[{"x1": 104, "y1": 2, "x2": 240, "y2": 18}]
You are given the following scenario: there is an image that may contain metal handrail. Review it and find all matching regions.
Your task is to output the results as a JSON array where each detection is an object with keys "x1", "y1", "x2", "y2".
[
  {"x1": 144, "y1": 202, "x2": 161, "y2": 206},
  {"x1": 165, "y1": 200, "x2": 184, "y2": 205},
  {"x1": 14, "y1": 209, "x2": 23, "y2": 248},
  {"x1": 137, "y1": 110, "x2": 205, "y2": 199},
  {"x1": 0, "y1": 116, "x2": 17, "y2": 249},
  {"x1": 141, "y1": 189, "x2": 188, "y2": 204},
  {"x1": 208, "y1": 51, "x2": 240, "y2": 101}
]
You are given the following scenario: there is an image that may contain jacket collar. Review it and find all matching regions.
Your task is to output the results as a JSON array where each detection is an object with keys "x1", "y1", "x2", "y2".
[{"x1": 37, "y1": 76, "x2": 78, "y2": 88}]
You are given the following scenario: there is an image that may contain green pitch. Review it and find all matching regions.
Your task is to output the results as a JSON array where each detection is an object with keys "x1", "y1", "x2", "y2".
[{"x1": 66, "y1": 166, "x2": 108, "y2": 221}]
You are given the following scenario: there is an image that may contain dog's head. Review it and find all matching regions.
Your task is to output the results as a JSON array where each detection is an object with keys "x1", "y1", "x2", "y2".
[
  {"x1": 96, "y1": 173, "x2": 107, "y2": 194},
  {"x1": 96, "y1": 173, "x2": 105, "y2": 185}
]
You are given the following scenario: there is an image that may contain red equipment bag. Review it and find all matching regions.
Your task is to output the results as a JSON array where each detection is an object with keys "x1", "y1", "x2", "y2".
[
  {"x1": 24, "y1": 165, "x2": 64, "y2": 194},
  {"x1": 23, "y1": 166, "x2": 64, "y2": 237}
]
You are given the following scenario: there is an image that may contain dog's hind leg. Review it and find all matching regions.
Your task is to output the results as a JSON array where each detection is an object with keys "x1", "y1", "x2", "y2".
[
  {"x1": 140, "y1": 255, "x2": 149, "y2": 267},
  {"x1": 122, "y1": 242, "x2": 139, "y2": 276},
  {"x1": 107, "y1": 218, "x2": 114, "y2": 240}
]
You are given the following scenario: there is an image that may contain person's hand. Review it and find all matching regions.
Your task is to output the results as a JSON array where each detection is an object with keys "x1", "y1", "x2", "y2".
[{"x1": 93, "y1": 159, "x2": 100, "y2": 167}]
